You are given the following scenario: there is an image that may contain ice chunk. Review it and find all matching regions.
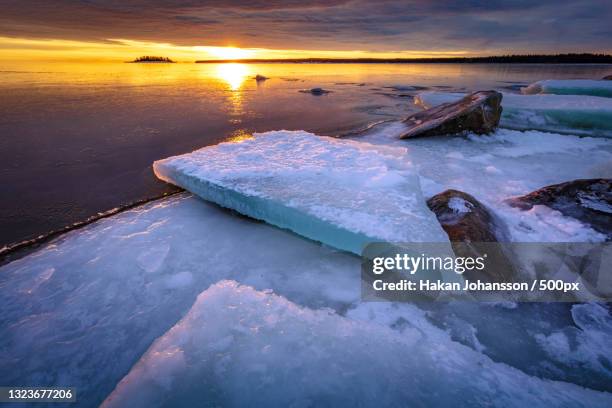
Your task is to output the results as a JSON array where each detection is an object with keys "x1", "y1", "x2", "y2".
[
  {"x1": 415, "y1": 91, "x2": 612, "y2": 137},
  {"x1": 154, "y1": 130, "x2": 449, "y2": 254},
  {"x1": 0, "y1": 194, "x2": 361, "y2": 407},
  {"x1": 522, "y1": 80, "x2": 612, "y2": 98},
  {"x1": 535, "y1": 303, "x2": 612, "y2": 377},
  {"x1": 102, "y1": 281, "x2": 612, "y2": 408}
]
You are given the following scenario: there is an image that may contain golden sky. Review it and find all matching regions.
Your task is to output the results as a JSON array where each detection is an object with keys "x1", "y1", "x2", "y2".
[
  {"x1": 0, "y1": 37, "x2": 472, "y2": 62},
  {"x1": 1, "y1": 1, "x2": 610, "y2": 62}
]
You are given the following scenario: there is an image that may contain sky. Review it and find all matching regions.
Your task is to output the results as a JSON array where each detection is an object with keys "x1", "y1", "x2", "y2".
[{"x1": 1, "y1": 0, "x2": 611, "y2": 61}]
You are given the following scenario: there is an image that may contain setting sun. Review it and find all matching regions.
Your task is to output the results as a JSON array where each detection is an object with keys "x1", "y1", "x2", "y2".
[
  {"x1": 0, "y1": 36, "x2": 476, "y2": 62},
  {"x1": 206, "y1": 47, "x2": 255, "y2": 60},
  {"x1": 215, "y1": 63, "x2": 250, "y2": 90}
]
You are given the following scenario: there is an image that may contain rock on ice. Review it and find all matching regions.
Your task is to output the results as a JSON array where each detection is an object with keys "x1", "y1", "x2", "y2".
[
  {"x1": 415, "y1": 91, "x2": 612, "y2": 137},
  {"x1": 401, "y1": 91, "x2": 502, "y2": 138}
]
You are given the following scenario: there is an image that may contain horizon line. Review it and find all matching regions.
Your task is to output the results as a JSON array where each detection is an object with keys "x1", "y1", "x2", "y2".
[{"x1": 193, "y1": 53, "x2": 612, "y2": 64}]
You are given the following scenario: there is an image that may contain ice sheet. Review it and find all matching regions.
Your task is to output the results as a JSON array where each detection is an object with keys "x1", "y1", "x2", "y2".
[
  {"x1": 102, "y1": 281, "x2": 611, "y2": 408},
  {"x1": 0, "y1": 194, "x2": 360, "y2": 407},
  {"x1": 154, "y1": 130, "x2": 449, "y2": 254},
  {"x1": 522, "y1": 79, "x2": 612, "y2": 98},
  {"x1": 415, "y1": 91, "x2": 612, "y2": 137},
  {"x1": 2, "y1": 194, "x2": 611, "y2": 405},
  {"x1": 2, "y1": 124, "x2": 611, "y2": 406}
]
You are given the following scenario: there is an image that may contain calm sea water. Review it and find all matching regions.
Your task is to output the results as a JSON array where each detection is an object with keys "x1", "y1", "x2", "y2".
[{"x1": 1, "y1": 62, "x2": 611, "y2": 247}]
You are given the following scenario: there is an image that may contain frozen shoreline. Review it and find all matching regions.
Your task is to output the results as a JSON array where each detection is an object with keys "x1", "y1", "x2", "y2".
[
  {"x1": 2, "y1": 123, "x2": 611, "y2": 405},
  {"x1": 2, "y1": 72, "x2": 612, "y2": 406},
  {"x1": 1, "y1": 193, "x2": 610, "y2": 406}
]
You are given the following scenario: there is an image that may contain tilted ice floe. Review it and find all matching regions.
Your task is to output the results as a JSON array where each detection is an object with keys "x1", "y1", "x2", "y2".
[
  {"x1": 102, "y1": 281, "x2": 611, "y2": 408},
  {"x1": 414, "y1": 91, "x2": 612, "y2": 137},
  {"x1": 522, "y1": 79, "x2": 612, "y2": 98},
  {"x1": 154, "y1": 130, "x2": 449, "y2": 255}
]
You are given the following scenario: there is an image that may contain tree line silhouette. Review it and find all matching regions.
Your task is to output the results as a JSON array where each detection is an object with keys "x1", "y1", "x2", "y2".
[
  {"x1": 131, "y1": 56, "x2": 175, "y2": 63},
  {"x1": 195, "y1": 53, "x2": 612, "y2": 64}
]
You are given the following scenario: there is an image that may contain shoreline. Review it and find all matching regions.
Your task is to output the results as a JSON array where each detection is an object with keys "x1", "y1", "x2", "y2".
[
  {"x1": 3, "y1": 67, "x2": 611, "y2": 265},
  {"x1": 0, "y1": 118, "x2": 388, "y2": 260}
]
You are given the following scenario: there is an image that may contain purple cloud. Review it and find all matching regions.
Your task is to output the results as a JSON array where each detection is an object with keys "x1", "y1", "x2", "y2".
[{"x1": 0, "y1": 0, "x2": 610, "y2": 53}]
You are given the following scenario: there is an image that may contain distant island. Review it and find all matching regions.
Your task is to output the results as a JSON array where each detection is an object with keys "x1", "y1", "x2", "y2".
[
  {"x1": 196, "y1": 53, "x2": 612, "y2": 64},
  {"x1": 130, "y1": 56, "x2": 175, "y2": 63}
]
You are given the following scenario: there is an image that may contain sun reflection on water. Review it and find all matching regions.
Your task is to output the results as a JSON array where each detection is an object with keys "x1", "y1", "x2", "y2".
[
  {"x1": 214, "y1": 63, "x2": 251, "y2": 123},
  {"x1": 226, "y1": 129, "x2": 254, "y2": 143},
  {"x1": 215, "y1": 63, "x2": 250, "y2": 91}
]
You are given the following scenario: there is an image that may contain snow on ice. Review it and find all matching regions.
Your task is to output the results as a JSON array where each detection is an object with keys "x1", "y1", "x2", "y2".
[
  {"x1": 102, "y1": 281, "x2": 611, "y2": 408},
  {"x1": 354, "y1": 124, "x2": 611, "y2": 243}
]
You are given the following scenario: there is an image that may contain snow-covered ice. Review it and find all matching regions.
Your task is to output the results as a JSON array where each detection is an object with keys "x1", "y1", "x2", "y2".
[
  {"x1": 354, "y1": 124, "x2": 612, "y2": 243},
  {"x1": 102, "y1": 281, "x2": 611, "y2": 408},
  {"x1": 522, "y1": 79, "x2": 612, "y2": 98},
  {"x1": 415, "y1": 91, "x2": 612, "y2": 137},
  {"x1": 1, "y1": 194, "x2": 611, "y2": 406},
  {"x1": 154, "y1": 130, "x2": 449, "y2": 254}
]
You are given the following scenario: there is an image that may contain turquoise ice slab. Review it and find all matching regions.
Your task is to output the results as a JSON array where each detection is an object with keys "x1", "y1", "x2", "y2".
[
  {"x1": 154, "y1": 130, "x2": 449, "y2": 254},
  {"x1": 522, "y1": 79, "x2": 612, "y2": 98},
  {"x1": 415, "y1": 91, "x2": 612, "y2": 137}
]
